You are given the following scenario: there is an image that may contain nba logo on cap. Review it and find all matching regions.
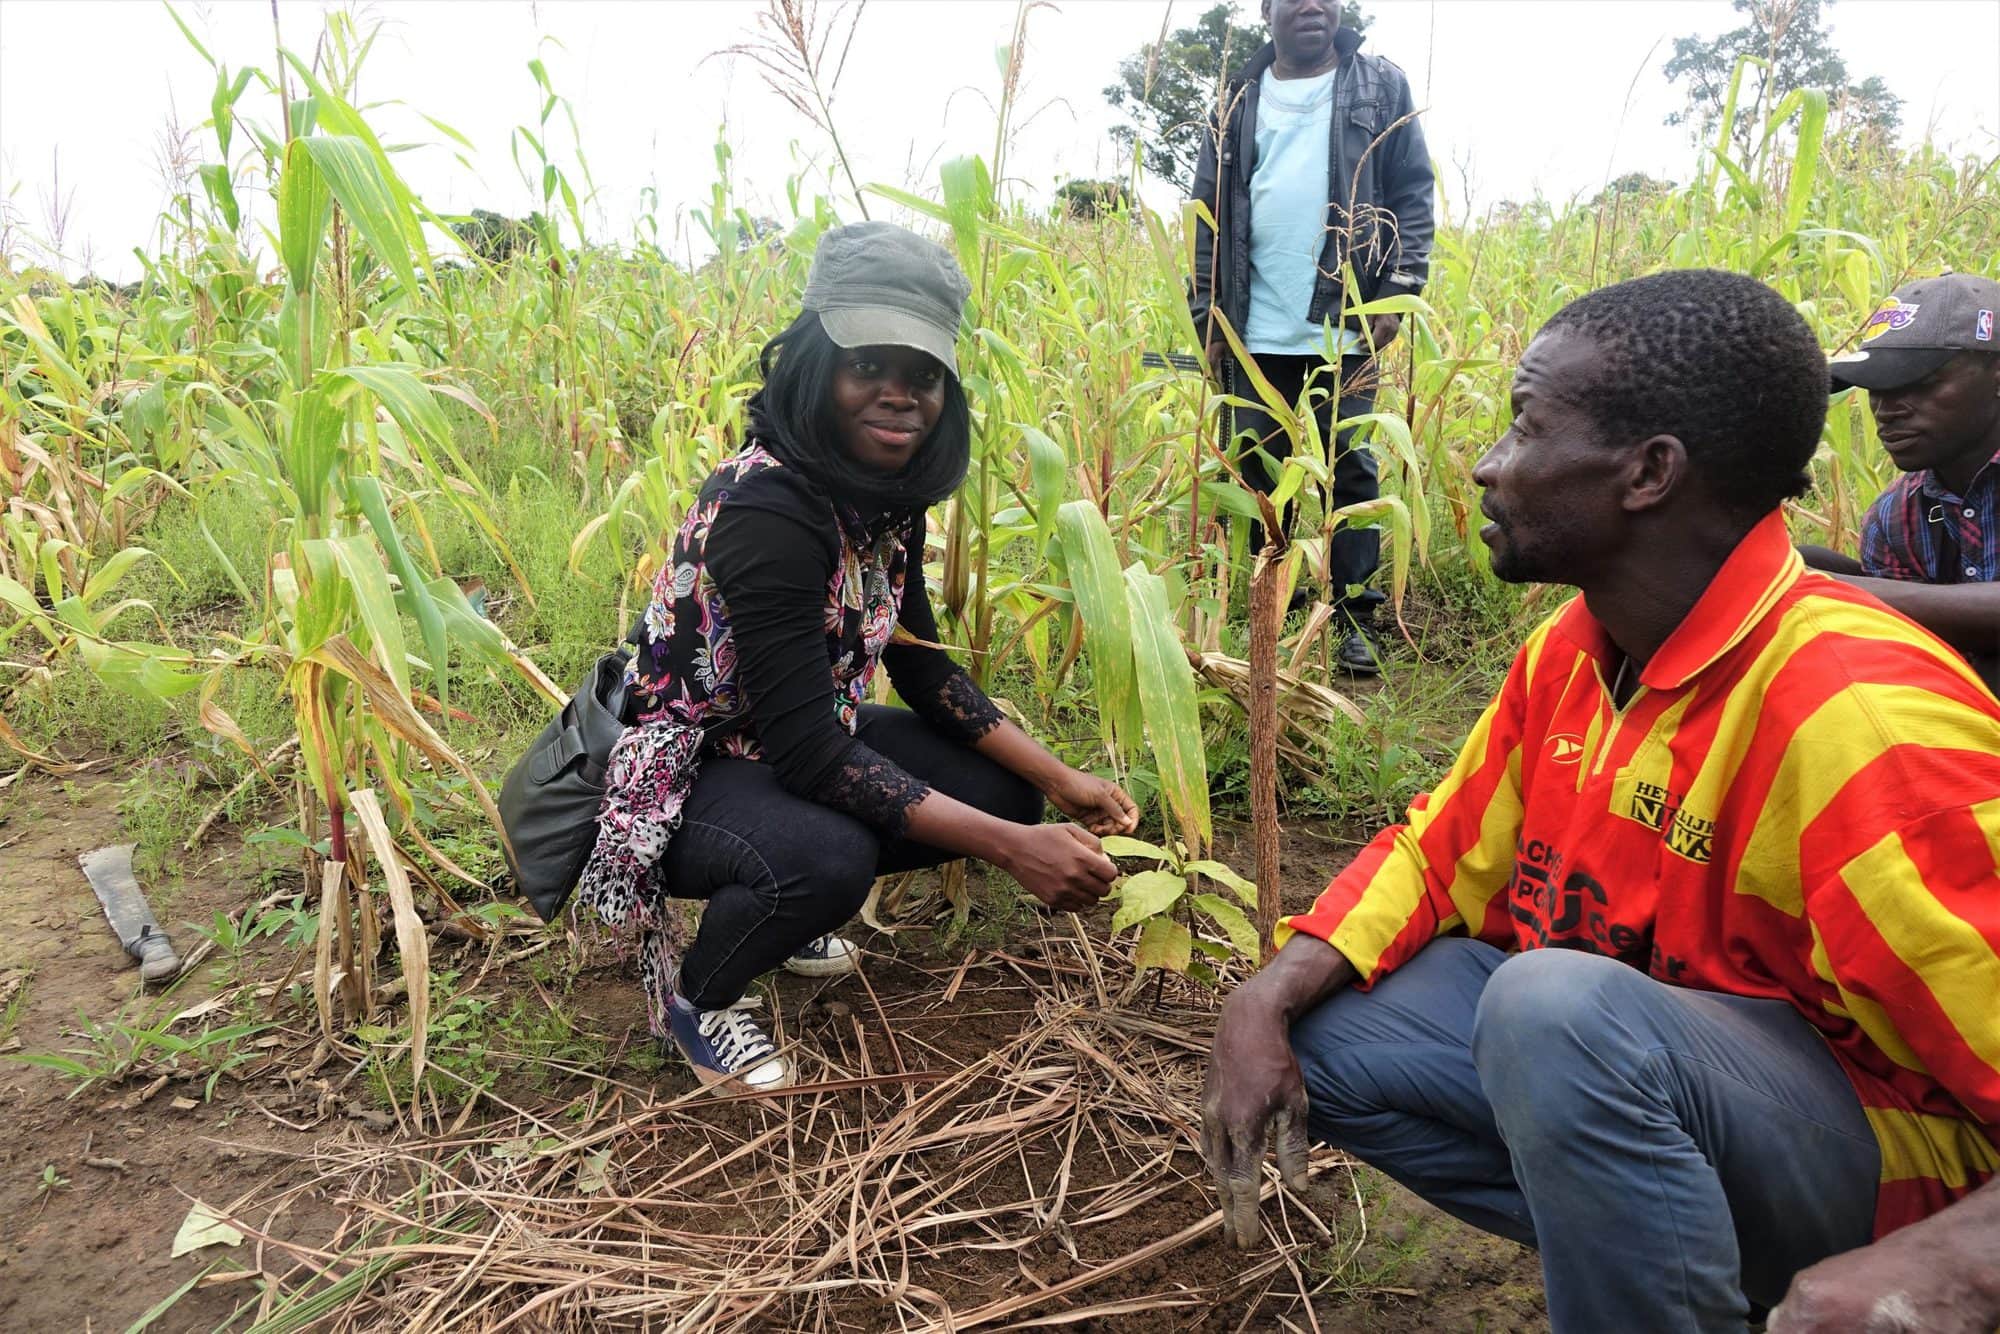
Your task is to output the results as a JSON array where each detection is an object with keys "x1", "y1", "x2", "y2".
[{"x1": 1979, "y1": 309, "x2": 1995, "y2": 343}]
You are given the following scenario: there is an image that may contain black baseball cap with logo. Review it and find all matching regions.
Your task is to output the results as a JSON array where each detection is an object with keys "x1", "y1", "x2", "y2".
[{"x1": 1829, "y1": 274, "x2": 2000, "y2": 392}]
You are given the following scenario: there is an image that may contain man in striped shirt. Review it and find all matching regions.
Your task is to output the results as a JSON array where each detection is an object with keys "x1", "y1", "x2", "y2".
[
  {"x1": 1202, "y1": 270, "x2": 2000, "y2": 1333},
  {"x1": 1802, "y1": 273, "x2": 2000, "y2": 687}
]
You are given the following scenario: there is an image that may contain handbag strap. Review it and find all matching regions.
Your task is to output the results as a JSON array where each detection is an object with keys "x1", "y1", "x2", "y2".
[{"x1": 529, "y1": 725, "x2": 589, "y2": 784}]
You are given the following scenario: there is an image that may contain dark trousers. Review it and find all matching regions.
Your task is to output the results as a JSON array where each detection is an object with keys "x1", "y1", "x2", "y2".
[
  {"x1": 1228, "y1": 352, "x2": 1382, "y2": 619},
  {"x1": 1292, "y1": 939, "x2": 1880, "y2": 1331},
  {"x1": 666, "y1": 705, "x2": 1041, "y2": 1009}
]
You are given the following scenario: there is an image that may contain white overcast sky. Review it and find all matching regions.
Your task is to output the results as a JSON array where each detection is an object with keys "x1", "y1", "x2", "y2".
[{"x1": 2, "y1": 0, "x2": 1996, "y2": 280}]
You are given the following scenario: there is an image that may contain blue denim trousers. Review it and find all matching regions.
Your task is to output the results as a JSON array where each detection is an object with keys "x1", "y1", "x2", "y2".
[{"x1": 1290, "y1": 938, "x2": 1880, "y2": 1333}]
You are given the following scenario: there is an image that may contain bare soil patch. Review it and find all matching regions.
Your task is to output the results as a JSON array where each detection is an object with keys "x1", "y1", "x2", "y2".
[{"x1": 0, "y1": 776, "x2": 1543, "y2": 1331}]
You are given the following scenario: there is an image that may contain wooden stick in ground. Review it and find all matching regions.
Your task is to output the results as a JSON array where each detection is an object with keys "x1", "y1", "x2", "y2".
[{"x1": 1249, "y1": 543, "x2": 1285, "y2": 962}]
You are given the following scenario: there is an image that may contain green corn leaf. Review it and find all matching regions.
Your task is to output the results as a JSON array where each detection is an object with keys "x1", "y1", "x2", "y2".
[
  {"x1": 283, "y1": 378, "x2": 347, "y2": 524},
  {"x1": 864, "y1": 183, "x2": 953, "y2": 225},
  {"x1": 1782, "y1": 89, "x2": 1828, "y2": 235},
  {"x1": 80, "y1": 547, "x2": 169, "y2": 607},
  {"x1": 1332, "y1": 495, "x2": 1416, "y2": 612},
  {"x1": 350, "y1": 476, "x2": 449, "y2": 707},
  {"x1": 1055, "y1": 499, "x2": 1141, "y2": 762},
  {"x1": 301, "y1": 135, "x2": 421, "y2": 297},
  {"x1": 195, "y1": 518, "x2": 256, "y2": 609},
  {"x1": 290, "y1": 538, "x2": 351, "y2": 660},
  {"x1": 329, "y1": 364, "x2": 497, "y2": 506},
  {"x1": 4, "y1": 1051, "x2": 96, "y2": 1077},
  {"x1": 211, "y1": 65, "x2": 254, "y2": 160},
  {"x1": 1212, "y1": 311, "x2": 1301, "y2": 442},
  {"x1": 1712, "y1": 153, "x2": 1762, "y2": 212},
  {"x1": 75, "y1": 636, "x2": 205, "y2": 700},
  {"x1": 0, "y1": 573, "x2": 56, "y2": 644},
  {"x1": 276, "y1": 138, "x2": 333, "y2": 295},
  {"x1": 1124, "y1": 560, "x2": 1208, "y2": 850},
  {"x1": 938, "y1": 155, "x2": 994, "y2": 280},
  {"x1": 423, "y1": 575, "x2": 508, "y2": 661},
  {"x1": 1197, "y1": 479, "x2": 1267, "y2": 522},
  {"x1": 164, "y1": 2, "x2": 216, "y2": 66},
  {"x1": 37, "y1": 537, "x2": 75, "y2": 604},
  {"x1": 1018, "y1": 424, "x2": 1068, "y2": 548},
  {"x1": 327, "y1": 533, "x2": 410, "y2": 695},
  {"x1": 197, "y1": 164, "x2": 240, "y2": 232}
]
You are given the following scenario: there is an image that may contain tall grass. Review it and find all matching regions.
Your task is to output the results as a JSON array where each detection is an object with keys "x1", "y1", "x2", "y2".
[{"x1": 2, "y1": 5, "x2": 1996, "y2": 1002}]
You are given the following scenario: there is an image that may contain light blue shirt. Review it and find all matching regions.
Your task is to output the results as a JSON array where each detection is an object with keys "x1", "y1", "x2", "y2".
[{"x1": 1244, "y1": 64, "x2": 1359, "y2": 357}]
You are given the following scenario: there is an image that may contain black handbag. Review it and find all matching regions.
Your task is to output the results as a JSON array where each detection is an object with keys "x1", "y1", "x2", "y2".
[{"x1": 499, "y1": 649, "x2": 635, "y2": 922}]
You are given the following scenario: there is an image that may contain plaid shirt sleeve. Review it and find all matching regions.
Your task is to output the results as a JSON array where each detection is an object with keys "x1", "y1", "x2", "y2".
[{"x1": 1860, "y1": 479, "x2": 1928, "y2": 581}]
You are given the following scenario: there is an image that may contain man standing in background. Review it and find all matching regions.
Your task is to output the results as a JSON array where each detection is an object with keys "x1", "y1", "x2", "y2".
[{"x1": 1188, "y1": 0, "x2": 1434, "y2": 673}]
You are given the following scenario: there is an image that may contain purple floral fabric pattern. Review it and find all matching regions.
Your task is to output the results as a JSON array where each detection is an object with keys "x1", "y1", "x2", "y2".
[
  {"x1": 572, "y1": 719, "x2": 703, "y2": 1036},
  {"x1": 576, "y1": 444, "x2": 928, "y2": 1033}
]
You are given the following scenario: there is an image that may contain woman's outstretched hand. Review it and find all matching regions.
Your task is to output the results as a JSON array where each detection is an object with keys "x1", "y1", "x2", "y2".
[
  {"x1": 1048, "y1": 770, "x2": 1140, "y2": 837},
  {"x1": 998, "y1": 822, "x2": 1118, "y2": 913}
]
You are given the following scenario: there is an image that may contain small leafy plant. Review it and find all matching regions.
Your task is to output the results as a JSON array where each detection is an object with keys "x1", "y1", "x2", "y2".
[
  {"x1": 35, "y1": 1164, "x2": 70, "y2": 1202},
  {"x1": 8, "y1": 1008, "x2": 273, "y2": 1100},
  {"x1": 1102, "y1": 835, "x2": 1259, "y2": 986}
]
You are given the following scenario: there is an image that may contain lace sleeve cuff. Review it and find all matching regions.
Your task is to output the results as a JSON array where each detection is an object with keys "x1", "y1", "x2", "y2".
[
  {"x1": 820, "y1": 747, "x2": 932, "y2": 837},
  {"x1": 909, "y1": 668, "x2": 1005, "y2": 745}
]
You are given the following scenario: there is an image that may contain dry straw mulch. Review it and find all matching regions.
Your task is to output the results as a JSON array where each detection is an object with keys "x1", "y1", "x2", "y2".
[{"x1": 226, "y1": 926, "x2": 1370, "y2": 1331}]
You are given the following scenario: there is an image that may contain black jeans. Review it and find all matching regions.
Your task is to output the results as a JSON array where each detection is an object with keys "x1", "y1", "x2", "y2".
[
  {"x1": 667, "y1": 705, "x2": 1042, "y2": 1009},
  {"x1": 1228, "y1": 351, "x2": 1383, "y2": 619}
]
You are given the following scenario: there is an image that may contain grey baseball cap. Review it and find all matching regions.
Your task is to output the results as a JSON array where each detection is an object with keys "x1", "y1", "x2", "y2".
[
  {"x1": 800, "y1": 222, "x2": 970, "y2": 376},
  {"x1": 1829, "y1": 273, "x2": 2000, "y2": 391}
]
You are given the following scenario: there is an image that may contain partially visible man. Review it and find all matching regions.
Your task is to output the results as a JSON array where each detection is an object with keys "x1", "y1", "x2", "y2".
[
  {"x1": 1802, "y1": 273, "x2": 2000, "y2": 685},
  {"x1": 1188, "y1": 0, "x2": 1434, "y2": 672},
  {"x1": 1200, "y1": 270, "x2": 2000, "y2": 1332},
  {"x1": 1769, "y1": 1174, "x2": 2000, "y2": 1332}
]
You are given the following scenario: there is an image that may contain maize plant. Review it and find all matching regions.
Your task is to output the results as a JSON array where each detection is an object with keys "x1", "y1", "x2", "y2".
[{"x1": 0, "y1": 0, "x2": 1993, "y2": 1013}]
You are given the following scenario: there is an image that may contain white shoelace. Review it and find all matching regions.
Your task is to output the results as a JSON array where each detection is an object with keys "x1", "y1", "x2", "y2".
[{"x1": 696, "y1": 997, "x2": 777, "y2": 1070}]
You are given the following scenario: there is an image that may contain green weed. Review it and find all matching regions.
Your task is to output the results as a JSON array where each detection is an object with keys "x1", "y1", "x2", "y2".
[
  {"x1": 34, "y1": 1164, "x2": 70, "y2": 1201},
  {"x1": 9, "y1": 1004, "x2": 272, "y2": 1100},
  {"x1": 0, "y1": 970, "x2": 31, "y2": 1046},
  {"x1": 360, "y1": 970, "x2": 611, "y2": 1105}
]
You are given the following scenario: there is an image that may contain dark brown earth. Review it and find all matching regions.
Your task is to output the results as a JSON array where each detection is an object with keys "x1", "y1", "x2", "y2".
[{"x1": 0, "y1": 772, "x2": 1545, "y2": 1331}]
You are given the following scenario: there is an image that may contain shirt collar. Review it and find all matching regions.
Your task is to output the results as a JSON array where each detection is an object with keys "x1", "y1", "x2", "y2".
[
  {"x1": 1918, "y1": 444, "x2": 2000, "y2": 504},
  {"x1": 1554, "y1": 511, "x2": 1803, "y2": 692}
]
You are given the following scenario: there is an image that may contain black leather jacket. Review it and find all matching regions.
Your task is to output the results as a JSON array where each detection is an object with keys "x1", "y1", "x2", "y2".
[{"x1": 1188, "y1": 28, "x2": 1435, "y2": 347}]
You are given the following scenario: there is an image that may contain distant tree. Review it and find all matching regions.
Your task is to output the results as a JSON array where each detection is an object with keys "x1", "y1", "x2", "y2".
[
  {"x1": 736, "y1": 214, "x2": 787, "y2": 253},
  {"x1": 1104, "y1": 2, "x2": 1370, "y2": 192},
  {"x1": 1591, "y1": 172, "x2": 1677, "y2": 206},
  {"x1": 1832, "y1": 74, "x2": 1904, "y2": 149},
  {"x1": 1663, "y1": 0, "x2": 1901, "y2": 153},
  {"x1": 450, "y1": 209, "x2": 543, "y2": 264},
  {"x1": 1055, "y1": 178, "x2": 1130, "y2": 220}
]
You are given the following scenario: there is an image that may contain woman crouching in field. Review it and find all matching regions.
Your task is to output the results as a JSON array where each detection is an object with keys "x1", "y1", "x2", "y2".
[{"x1": 576, "y1": 222, "x2": 1138, "y2": 1091}]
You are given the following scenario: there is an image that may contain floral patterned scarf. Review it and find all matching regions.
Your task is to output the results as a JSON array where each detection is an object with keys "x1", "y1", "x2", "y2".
[{"x1": 574, "y1": 443, "x2": 913, "y2": 1034}]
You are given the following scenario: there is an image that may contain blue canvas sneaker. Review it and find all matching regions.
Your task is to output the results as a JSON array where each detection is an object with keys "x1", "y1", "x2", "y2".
[
  {"x1": 667, "y1": 994, "x2": 790, "y2": 1090},
  {"x1": 783, "y1": 933, "x2": 859, "y2": 977}
]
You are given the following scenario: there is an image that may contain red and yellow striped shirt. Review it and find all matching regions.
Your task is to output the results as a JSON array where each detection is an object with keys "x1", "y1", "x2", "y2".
[{"x1": 1280, "y1": 513, "x2": 2000, "y2": 1238}]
